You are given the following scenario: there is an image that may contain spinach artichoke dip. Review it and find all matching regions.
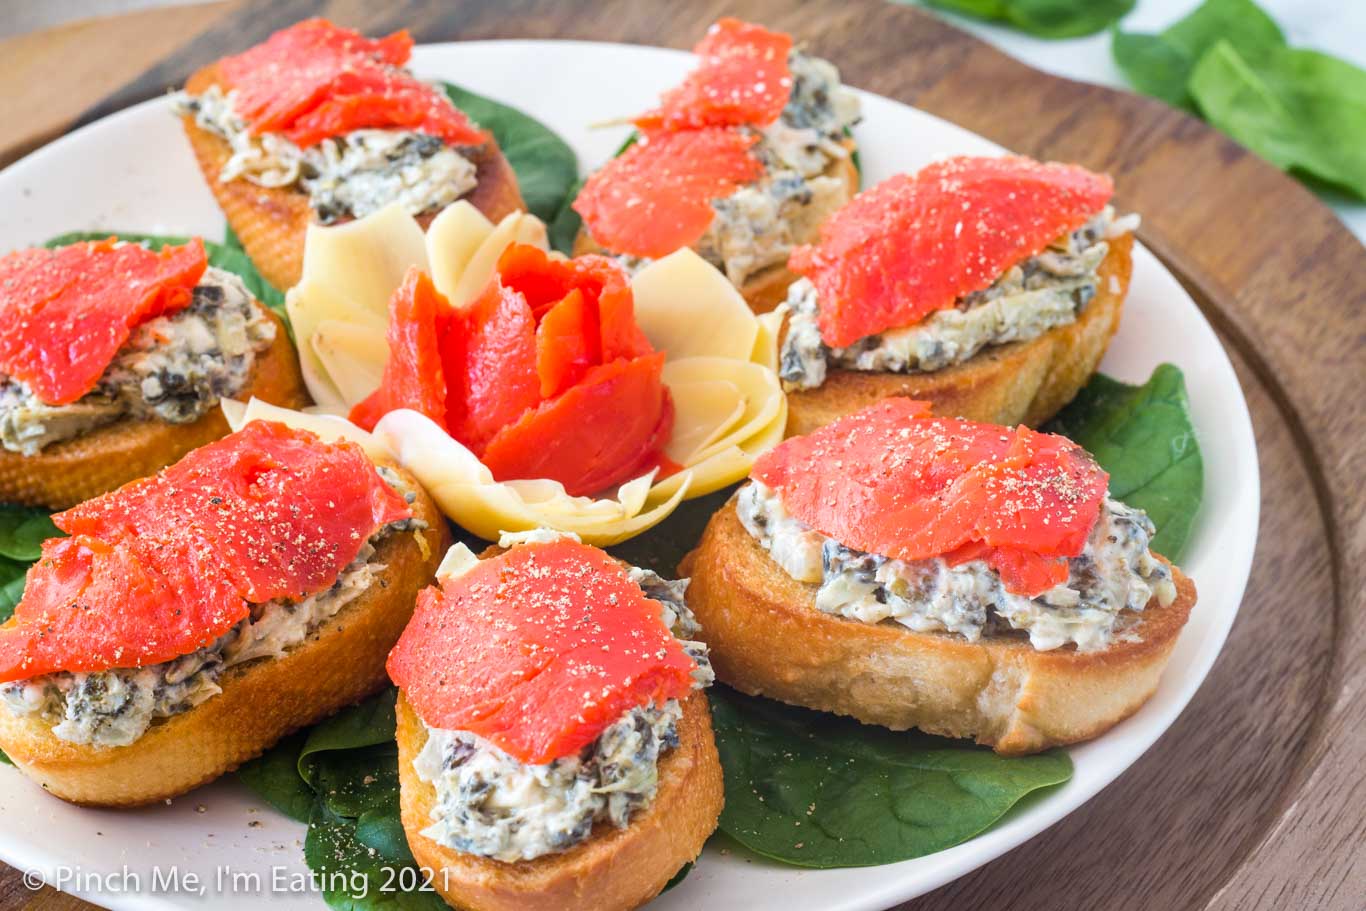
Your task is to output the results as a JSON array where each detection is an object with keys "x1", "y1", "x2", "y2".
[
  {"x1": 779, "y1": 207, "x2": 1140, "y2": 390},
  {"x1": 0, "y1": 470, "x2": 424, "y2": 747},
  {"x1": 174, "y1": 85, "x2": 479, "y2": 223},
  {"x1": 0, "y1": 267, "x2": 275, "y2": 456},
  {"x1": 737, "y1": 480, "x2": 1176, "y2": 652},
  {"x1": 412, "y1": 564, "x2": 714, "y2": 863}
]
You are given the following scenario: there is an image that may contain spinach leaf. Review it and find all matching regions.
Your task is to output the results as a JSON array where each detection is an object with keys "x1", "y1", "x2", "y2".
[
  {"x1": 0, "y1": 749, "x2": 11, "y2": 766},
  {"x1": 661, "y1": 861, "x2": 693, "y2": 893},
  {"x1": 304, "y1": 803, "x2": 445, "y2": 911},
  {"x1": 1045, "y1": 363, "x2": 1202, "y2": 560},
  {"x1": 43, "y1": 231, "x2": 290, "y2": 327},
  {"x1": 0, "y1": 564, "x2": 23, "y2": 624},
  {"x1": 443, "y1": 83, "x2": 578, "y2": 223},
  {"x1": 0, "y1": 506, "x2": 59, "y2": 562},
  {"x1": 710, "y1": 687, "x2": 1072, "y2": 867},
  {"x1": 0, "y1": 506, "x2": 60, "y2": 622},
  {"x1": 1189, "y1": 42, "x2": 1366, "y2": 200},
  {"x1": 548, "y1": 176, "x2": 585, "y2": 254},
  {"x1": 237, "y1": 733, "x2": 316, "y2": 823},
  {"x1": 297, "y1": 688, "x2": 399, "y2": 785},
  {"x1": 921, "y1": 0, "x2": 1135, "y2": 39},
  {"x1": 1112, "y1": 0, "x2": 1286, "y2": 110}
]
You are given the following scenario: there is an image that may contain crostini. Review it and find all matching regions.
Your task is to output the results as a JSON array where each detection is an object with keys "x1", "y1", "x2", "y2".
[
  {"x1": 572, "y1": 18, "x2": 861, "y2": 311},
  {"x1": 682, "y1": 399, "x2": 1196, "y2": 755},
  {"x1": 389, "y1": 533, "x2": 722, "y2": 911},
  {"x1": 0, "y1": 237, "x2": 308, "y2": 508},
  {"x1": 779, "y1": 155, "x2": 1136, "y2": 436},
  {"x1": 0, "y1": 419, "x2": 447, "y2": 805},
  {"x1": 175, "y1": 18, "x2": 525, "y2": 291}
]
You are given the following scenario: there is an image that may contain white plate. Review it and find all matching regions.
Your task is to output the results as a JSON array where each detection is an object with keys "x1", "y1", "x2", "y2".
[{"x1": 0, "y1": 39, "x2": 1258, "y2": 911}]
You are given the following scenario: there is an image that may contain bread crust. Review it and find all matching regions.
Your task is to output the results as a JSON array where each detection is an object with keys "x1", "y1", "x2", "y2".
[
  {"x1": 681, "y1": 497, "x2": 1196, "y2": 755},
  {"x1": 784, "y1": 233, "x2": 1134, "y2": 437},
  {"x1": 0, "y1": 305, "x2": 309, "y2": 510},
  {"x1": 573, "y1": 139, "x2": 859, "y2": 312},
  {"x1": 397, "y1": 688, "x2": 722, "y2": 911},
  {"x1": 181, "y1": 62, "x2": 526, "y2": 292},
  {"x1": 0, "y1": 472, "x2": 449, "y2": 806}
]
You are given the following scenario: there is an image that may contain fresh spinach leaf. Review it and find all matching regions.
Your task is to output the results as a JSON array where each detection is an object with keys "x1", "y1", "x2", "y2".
[
  {"x1": 0, "y1": 506, "x2": 59, "y2": 562},
  {"x1": 0, "y1": 564, "x2": 22, "y2": 624},
  {"x1": 237, "y1": 733, "x2": 316, "y2": 823},
  {"x1": 311, "y1": 746, "x2": 402, "y2": 819},
  {"x1": 661, "y1": 861, "x2": 693, "y2": 893},
  {"x1": 304, "y1": 802, "x2": 445, "y2": 911},
  {"x1": 43, "y1": 231, "x2": 290, "y2": 327},
  {"x1": 297, "y1": 688, "x2": 399, "y2": 785},
  {"x1": 548, "y1": 176, "x2": 586, "y2": 254},
  {"x1": 921, "y1": 0, "x2": 1135, "y2": 39},
  {"x1": 1112, "y1": 0, "x2": 1286, "y2": 110},
  {"x1": 1189, "y1": 42, "x2": 1366, "y2": 200},
  {"x1": 0, "y1": 506, "x2": 59, "y2": 622},
  {"x1": 709, "y1": 687, "x2": 1072, "y2": 867},
  {"x1": 1046, "y1": 363, "x2": 1203, "y2": 560},
  {"x1": 443, "y1": 83, "x2": 579, "y2": 223}
]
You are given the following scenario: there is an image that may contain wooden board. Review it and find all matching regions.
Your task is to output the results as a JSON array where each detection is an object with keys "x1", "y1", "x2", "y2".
[{"x1": 0, "y1": 1, "x2": 1361, "y2": 909}]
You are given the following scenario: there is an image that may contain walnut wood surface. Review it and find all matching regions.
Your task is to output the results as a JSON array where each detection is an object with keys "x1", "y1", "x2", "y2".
[{"x1": 0, "y1": 2, "x2": 1361, "y2": 910}]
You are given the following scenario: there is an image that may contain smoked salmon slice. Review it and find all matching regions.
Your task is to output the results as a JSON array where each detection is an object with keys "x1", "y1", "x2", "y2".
[
  {"x1": 635, "y1": 18, "x2": 793, "y2": 131},
  {"x1": 572, "y1": 128, "x2": 763, "y2": 259}
]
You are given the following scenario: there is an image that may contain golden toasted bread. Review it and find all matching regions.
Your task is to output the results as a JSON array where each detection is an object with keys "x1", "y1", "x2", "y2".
[
  {"x1": 573, "y1": 139, "x2": 859, "y2": 312},
  {"x1": 0, "y1": 305, "x2": 308, "y2": 510},
  {"x1": 397, "y1": 689, "x2": 721, "y2": 911},
  {"x1": 784, "y1": 233, "x2": 1133, "y2": 437},
  {"x1": 0, "y1": 473, "x2": 449, "y2": 806},
  {"x1": 181, "y1": 63, "x2": 526, "y2": 292},
  {"x1": 681, "y1": 497, "x2": 1196, "y2": 755}
]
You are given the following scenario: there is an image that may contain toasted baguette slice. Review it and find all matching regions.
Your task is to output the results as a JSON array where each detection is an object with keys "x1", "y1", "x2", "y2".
[
  {"x1": 0, "y1": 305, "x2": 308, "y2": 510},
  {"x1": 681, "y1": 498, "x2": 1196, "y2": 755},
  {"x1": 181, "y1": 63, "x2": 526, "y2": 292},
  {"x1": 397, "y1": 689, "x2": 722, "y2": 911},
  {"x1": 0, "y1": 473, "x2": 449, "y2": 806},
  {"x1": 784, "y1": 233, "x2": 1133, "y2": 437},
  {"x1": 573, "y1": 138, "x2": 859, "y2": 312}
]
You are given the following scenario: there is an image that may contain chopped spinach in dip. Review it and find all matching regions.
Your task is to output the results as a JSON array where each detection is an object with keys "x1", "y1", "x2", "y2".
[
  {"x1": 0, "y1": 267, "x2": 275, "y2": 455},
  {"x1": 779, "y1": 207, "x2": 1141, "y2": 390},
  {"x1": 736, "y1": 480, "x2": 1175, "y2": 651},
  {"x1": 0, "y1": 477, "x2": 423, "y2": 747},
  {"x1": 412, "y1": 566, "x2": 712, "y2": 862},
  {"x1": 173, "y1": 85, "x2": 479, "y2": 223}
]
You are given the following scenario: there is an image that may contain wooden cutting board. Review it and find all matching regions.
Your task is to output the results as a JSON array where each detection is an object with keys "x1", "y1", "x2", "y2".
[{"x1": 0, "y1": 2, "x2": 1361, "y2": 910}]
